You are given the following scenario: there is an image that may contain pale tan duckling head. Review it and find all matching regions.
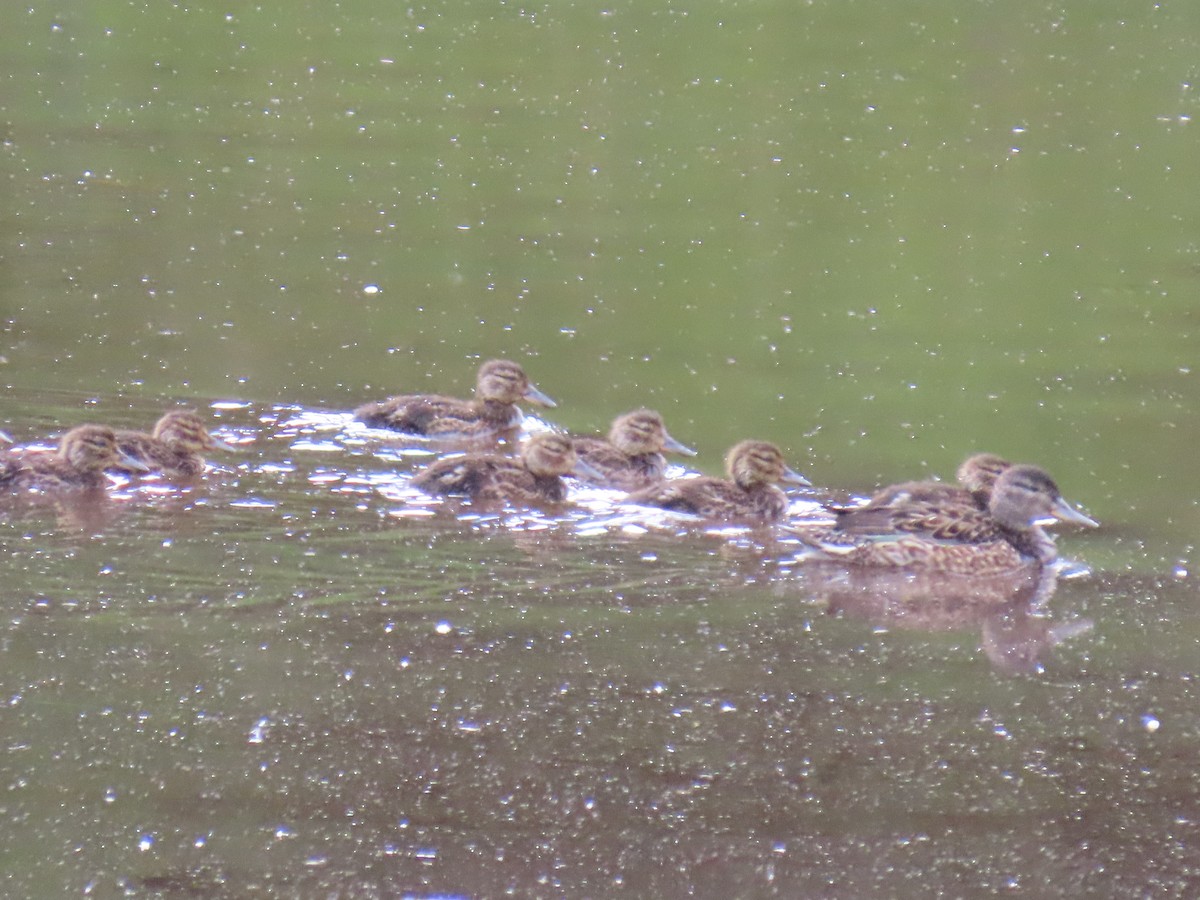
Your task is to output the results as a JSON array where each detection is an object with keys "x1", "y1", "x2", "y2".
[
  {"x1": 725, "y1": 440, "x2": 811, "y2": 490},
  {"x1": 152, "y1": 410, "x2": 236, "y2": 453},
  {"x1": 607, "y1": 409, "x2": 696, "y2": 457},
  {"x1": 61, "y1": 425, "x2": 148, "y2": 473},
  {"x1": 519, "y1": 433, "x2": 605, "y2": 481},
  {"x1": 475, "y1": 359, "x2": 556, "y2": 408},
  {"x1": 987, "y1": 464, "x2": 1098, "y2": 531},
  {"x1": 956, "y1": 453, "x2": 1013, "y2": 501}
]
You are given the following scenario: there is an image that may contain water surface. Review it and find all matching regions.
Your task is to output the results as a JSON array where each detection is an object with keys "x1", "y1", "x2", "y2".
[{"x1": 3, "y1": 1, "x2": 1200, "y2": 896}]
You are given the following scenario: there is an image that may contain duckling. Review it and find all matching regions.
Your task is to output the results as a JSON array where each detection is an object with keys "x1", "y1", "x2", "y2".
[
  {"x1": 1, "y1": 424, "x2": 148, "y2": 493},
  {"x1": 355, "y1": 359, "x2": 556, "y2": 439},
  {"x1": 830, "y1": 453, "x2": 1012, "y2": 516},
  {"x1": 627, "y1": 439, "x2": 810, "y2": 524},
  {"x1": 571, "y1": 409, "x2": 696, "y2": 491},
  {"x1": 412, "y1": 432, "x2": 589, "y2": 505},
  {"x1": 113, "y1": 410, "x2": 235, "y2": 479},
  {"x1": 792, "y1": 464, "x2": 1097, "y2": 575}
]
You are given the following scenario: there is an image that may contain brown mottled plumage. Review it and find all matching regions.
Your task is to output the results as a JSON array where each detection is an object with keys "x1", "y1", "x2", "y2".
[
  {"x1": 627, "y1": 439, "x2": 810, "y2": 524},
  {"x1": 1, "y1": 425, "x2": 147, "y2": 493},
  {"x1": 572, "y1": 409, "x2": 696, "y2": 491},
  {"x1": 793, "y1": 464, "x2": 1097, "y2": 575},
  {"x1": 829, "y1": 453, "x2": 1012, "y2": 517},
  {"x1": 413, "y1": 432, "x2": 587, "y2": 505},
  {"x1": 355, "y1": 359, "x2": 556, "y2": 439},
  {"x1": 114, "y1": 410, "x2": 235, "y2": 479}
]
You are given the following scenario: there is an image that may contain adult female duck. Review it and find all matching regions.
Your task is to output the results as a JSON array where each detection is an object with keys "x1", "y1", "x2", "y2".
[{"x1": 794, "y1": 464, "x2": 1097, "y2": 575}]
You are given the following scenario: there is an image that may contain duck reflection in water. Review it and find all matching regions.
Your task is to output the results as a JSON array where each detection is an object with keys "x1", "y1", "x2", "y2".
[
  {"x1": 355, "y1": 358, "x2": 556, "y2": 442},
  {"x1": 796, "y1": 563, "x2": 1092, "y2": 676}
]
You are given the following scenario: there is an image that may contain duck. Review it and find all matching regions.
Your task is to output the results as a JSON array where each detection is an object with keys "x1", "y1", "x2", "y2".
[
  {"x1": 113, "y1": 410, "x2": 236, "y2": 479},
  {"x1": 626, "y1": 439, "x2": 810, "y2": 524},
  {"x1": 354, "y1": 359, "x2": 556, "y2": 439},
  {"x1": 412, "y1": 432, "x2": 591, "y2": 505},
  {"x1": 829, "y1": 452, "x2": 1012, "y2": 517},
  {"x1": 571, "y1": 409, "x2": 697, "y2": 491},
  {"x1": 1, "y1": 424, "x2": 148, "y2": 493},
  {"x1": 791, "y1": 464, "x2": 1098, "y2": 575}
]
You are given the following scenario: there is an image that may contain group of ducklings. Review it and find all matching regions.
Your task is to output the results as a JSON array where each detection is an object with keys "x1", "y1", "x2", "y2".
[
  {"x1": 0, "y1": 411, "x2": 233, "y2": 492},
  {"x1": 1, "y1": 358, "x2": 1099, "y2": 576},
  {"x1": 351, "y1": 359, "x2": 1097, "y2": 576},
  {"x1": 354, "y1": 359, "x2": 809, "y2": 517}
]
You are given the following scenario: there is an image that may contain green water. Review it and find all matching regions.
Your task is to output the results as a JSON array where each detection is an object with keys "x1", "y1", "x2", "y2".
[{"x1": 3, "y1": 1, "x2": 1200, "y2": 896}]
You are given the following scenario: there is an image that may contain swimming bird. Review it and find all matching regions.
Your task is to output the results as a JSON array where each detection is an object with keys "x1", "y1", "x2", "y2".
[
  {"x1": 571, "y1": 409, "x2": 696, "y2": 491},
  {"x1": 412, "y1": 432, "x2": 591, "y2": 505},
  {"x1": 1, "y1": 424, "x2": 148, "y2": 493},
  {"x1": 792, "y1": 464, "x2": 1097, "y2": 575},
  {"x1": 113, "y1": 409, "x2": 235, "y2": 479},
  {"x1": 626, "y1": 439, "x2": 810, "y2": 524},
  {"x1": 355, "y1": 359, "x2": 556, "y2": 439},
  {"x1": 830, "y1": 452, "x2": 1012, "y2": 517}
]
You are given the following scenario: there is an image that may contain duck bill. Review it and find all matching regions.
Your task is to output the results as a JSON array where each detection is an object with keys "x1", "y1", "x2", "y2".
[
  {"x1": 1049, "y1": 497, "x2": 1099, "y2": 528},
  {"x1": 207, "y1": 433, "x2": 239, "y2": 452},
  {"x1": 571, "y1": 456, "x2": 605, "y2": 482},
  {"x1": 662, "y1": 432, "x2": 698, "y2": 457},
  {"x1": 116, "y1": 451, "x2": 152, "y2": 473},
  {"x1": 523, "y1": 384, "x2": 557, "y2": 408},
  {"x1": 781, "y1": 466, "x2": 812, "y2": 487}
]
